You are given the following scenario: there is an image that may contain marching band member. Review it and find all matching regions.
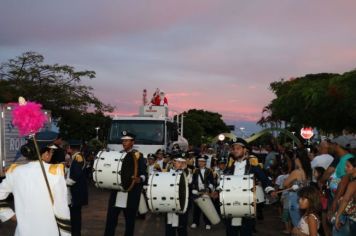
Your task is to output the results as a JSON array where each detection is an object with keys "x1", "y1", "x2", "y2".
[
  {"x1": 147, "y1": 153, "x2": 161, "y2": 175},
  {"x1": 222, "y1": 138, "x2": 277, "y2": 236},
  {"x1": 165, "y1": 153, "x2": 190, "y2": 236},
  {"x1": 104, "y1": 131, "x2": 147, "y2": 236},
  {"x1": 155, "y1": 149, "x2": 168, "y2": 171},
  {"x1": 190, "y1": 157, "x2": 215, "y2": 230},
  {"x1": 66, "y1": 142, "x2": 88, "y2": 236},
  {"x1": 0, "y1": 145, "x2": 71, "y2": 236}
]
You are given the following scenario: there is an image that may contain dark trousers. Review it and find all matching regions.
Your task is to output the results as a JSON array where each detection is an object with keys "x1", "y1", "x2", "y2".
[
  {"x1": 70, "y1": 205, "x2": 82, "y2": 236},
  {"x1": 104, "y1": 191, "x2": 139, "y2": 236},
  {"x1": 192, "y1": 203, "x2": 211, "y2": 226},
  {"x1": 165, "y1": 213, "x2": 188, "y2": 236},
  {"x1": 225, "y1": 218, "x2": 253, "y2": 236}
]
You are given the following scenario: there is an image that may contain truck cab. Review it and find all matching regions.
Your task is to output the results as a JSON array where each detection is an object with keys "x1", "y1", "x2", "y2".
[{"x1": 107, "y1": 105, "x2": 187, "y2": 157}]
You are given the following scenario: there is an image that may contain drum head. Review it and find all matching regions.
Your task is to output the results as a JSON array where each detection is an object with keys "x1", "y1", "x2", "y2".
[
  {"x1": 120, "y1": 154, "x2": 136, "y2": 191},
  {"x1": 178, "y1": 173, "x2": 187, "y2": 211}
]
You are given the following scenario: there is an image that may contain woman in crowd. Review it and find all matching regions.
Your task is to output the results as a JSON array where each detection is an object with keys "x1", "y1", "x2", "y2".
[
  {"x1": 335, "y1": 157, "x2": 356, "y2": 233},
  {"x1": 284, "y1": 149, "x2": 313, "y2": 227}
]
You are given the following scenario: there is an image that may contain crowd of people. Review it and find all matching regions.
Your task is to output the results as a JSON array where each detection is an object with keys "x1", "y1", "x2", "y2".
[{"x1": 1, "y1": 131, "x2": 356, "y2": 236}]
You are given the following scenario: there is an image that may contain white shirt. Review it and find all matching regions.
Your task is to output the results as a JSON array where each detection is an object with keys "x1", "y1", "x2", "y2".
[
  {"x1": 148, "y1": 164, "x2": 155, "y2": 175},
  {"x1": 0, "y1": 162, "x2": 71, "y2": 236},
  {"x1": 233, "y1": 160, "x2": 247, "y2": 176},
  {"x1": 157, "y1": 159, "x2": 164, "y2": 169},
  {"x1": 311, "y1": 154, "x2": 334, "y2": 169},
  {"x1": 206, "y1": 155, "x2": 212, "y2": 168}
]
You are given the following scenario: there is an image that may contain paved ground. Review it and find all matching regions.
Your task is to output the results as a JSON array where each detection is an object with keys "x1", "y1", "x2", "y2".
[{"x1": 0, "y1": 184, "x2": 284, "y2": 235}]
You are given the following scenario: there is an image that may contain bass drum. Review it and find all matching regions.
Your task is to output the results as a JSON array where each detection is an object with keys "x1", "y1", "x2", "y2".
[
  {"x1": 93, "y1": 150, "x2": 137, "y2": 191},
  {"x1": 147, "y1": 171, "x2": 188, "y2": 214},
  {"x1": 219, "y1": 174, "x2": 256, "y2": 218}
]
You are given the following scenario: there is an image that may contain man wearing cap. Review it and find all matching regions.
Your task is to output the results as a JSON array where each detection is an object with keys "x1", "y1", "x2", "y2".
[
  {"x1": 104, "y1": 131, "x2": 147, "y2": 236},
  {"x1": 165, "y1": 153, "x2": 190, "y2": 236},
  {"x1": 222, "y1": 138, "x2": 276, "y2": 236},
  {"x1": 0, "y1": 145, "x2": 71, "y2": 236},
  {"x1": 190, "y1": 156, "x2": 214, "y2": 230}
]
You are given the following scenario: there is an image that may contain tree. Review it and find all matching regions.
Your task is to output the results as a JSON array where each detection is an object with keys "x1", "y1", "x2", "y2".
[
  {"x1": 180, "y1": 109, "x2": 230, "y2": 146},
  {"x1": 0, "y1": 52, "x2": 114, "y2": 139},
  {"x1": 259, "y1": 69, "x2": 356, "y2": 134}
]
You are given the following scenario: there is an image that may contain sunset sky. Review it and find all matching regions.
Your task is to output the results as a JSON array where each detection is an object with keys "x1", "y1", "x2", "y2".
[{"x1": 1, "y1": 0, "x2": 356, "y2": 134}]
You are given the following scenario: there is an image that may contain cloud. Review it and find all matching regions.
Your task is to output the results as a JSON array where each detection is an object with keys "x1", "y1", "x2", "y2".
[{"x1": 1, "y1": 0, "x2": 356, "y2": 123}]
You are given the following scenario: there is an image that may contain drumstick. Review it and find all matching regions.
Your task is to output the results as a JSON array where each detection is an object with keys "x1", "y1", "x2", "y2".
[{"x1": 274, "y1": 187, "x2": 292, "y2": 194}]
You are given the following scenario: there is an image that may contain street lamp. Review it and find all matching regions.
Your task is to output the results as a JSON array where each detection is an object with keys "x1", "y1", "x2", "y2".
[
  {"x1": 95, "y1": 127, "x2": 100, "y2": 140},
  {"x1": 291, "y1": 131, "x2": 296, "y2": 149}
]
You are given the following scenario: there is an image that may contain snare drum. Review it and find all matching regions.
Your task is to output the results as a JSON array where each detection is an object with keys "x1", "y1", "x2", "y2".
[
  {"x1": 219, "y1": 174, "x2": 256, "y2": 218},
  {"x1": 147, "y1": 171, "x2": 188, "y2": 214},
  {"x1": 93, "y1": 150, "x2": 137, "y2": 191}
]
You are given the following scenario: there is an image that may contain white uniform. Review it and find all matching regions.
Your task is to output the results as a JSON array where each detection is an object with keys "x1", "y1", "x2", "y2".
[{"x1": 0, "y1": 161, "x2": 71, "y2": 236}]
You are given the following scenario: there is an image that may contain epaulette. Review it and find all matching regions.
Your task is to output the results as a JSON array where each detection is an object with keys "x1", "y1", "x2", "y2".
[
  {"x1": 6, "y1": 164, "x2": 20, "y2": 174},
  {"x1": 49, "y1": 164, "x2": 65, "y2": 176},
  {"x1": 134, "y1": 151, "x2": 141, "y2": 160},
  {"x1": 154, "y1": 163, "x2": 161, "y2": 170},
  {"x1": 249, "y1": 157, "x2": 259, "y2": 166},
  {"x1": 73, "y1": 153, "x2": 84, "y2": 163}
]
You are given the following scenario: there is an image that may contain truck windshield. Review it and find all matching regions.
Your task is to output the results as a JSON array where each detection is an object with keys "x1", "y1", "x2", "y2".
[{"x1": 109, "y1": 120, "x2": 165, "y2": 145}]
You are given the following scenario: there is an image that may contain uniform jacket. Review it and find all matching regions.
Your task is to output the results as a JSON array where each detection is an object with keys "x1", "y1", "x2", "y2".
[
  {"x1": 68, "y1": 152, "x2": 88, "y2": 207},
  {"x1": 0, "y1": 162, "x2": 71, "y2": 236},
  {"x1": 115, "y1": 149, "x2": 147, "y2": 209},
  {"x1": 191, "y1": 167, "x2": 215, "y2": 192}
]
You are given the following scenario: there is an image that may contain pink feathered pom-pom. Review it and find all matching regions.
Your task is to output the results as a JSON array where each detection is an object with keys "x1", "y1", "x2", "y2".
[{"x1": 12, "y1": 101, "x2": 48, "y2": 136}]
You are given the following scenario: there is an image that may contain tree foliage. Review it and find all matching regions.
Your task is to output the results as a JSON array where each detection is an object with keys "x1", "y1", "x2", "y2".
[
  {"x1": 0, "y1": 52, "x2": 114, "y2": 140},
  {"x1": 259, "y1": 70, "x2": 356, "y2": 133},
  {"x1": 180, "y1": 109, "x2": 230, "y2": 145}
]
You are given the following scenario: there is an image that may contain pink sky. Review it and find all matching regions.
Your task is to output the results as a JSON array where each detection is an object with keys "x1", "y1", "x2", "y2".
[{"x1": 1, "y1": 0, "x2": 356, "y2": 124}]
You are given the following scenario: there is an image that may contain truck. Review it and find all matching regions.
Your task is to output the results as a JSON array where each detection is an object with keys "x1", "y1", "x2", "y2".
[
  {"x1": 106, "y1": 105, "x2": 188, "y2": 156},
  {"x1": 0, "y1": 103, "x2": 52, "y2": 176}
]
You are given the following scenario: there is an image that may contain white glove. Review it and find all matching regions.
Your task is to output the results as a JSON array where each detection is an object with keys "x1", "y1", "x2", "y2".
[
  {"x1": 292, "y1": 184, "x2": 299, "y2": 191},
  {"x1": 192, "y1": 190, "x2": 199, "y2": 195}
]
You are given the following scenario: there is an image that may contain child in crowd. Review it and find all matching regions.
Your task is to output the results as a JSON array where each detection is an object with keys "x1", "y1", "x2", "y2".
[
  {"x1": 311, "y1": 167, "x2": 330, "y2": 236},
  {"x1": 292, "y1": 186, "x2": 321, "y2": 236}
]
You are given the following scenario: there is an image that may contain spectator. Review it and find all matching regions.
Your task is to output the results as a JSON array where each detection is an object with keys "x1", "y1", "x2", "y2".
[
  {"x1": 311, "y1": 141, "x2": 334, "y2": 170},
  {"x1": 335, "y1": 157, "x2": 356, "y2": 233},
  {"x1": 291, "y1": 186, "x2": 321, "y2": 236},
  {"x1": 284, "y1": 149, "x2": 312, "y2": 227}
]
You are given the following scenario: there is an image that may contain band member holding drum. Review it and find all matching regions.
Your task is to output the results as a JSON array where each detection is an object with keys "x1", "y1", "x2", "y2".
[
  {"x1": 147, "y1": 153, "x2": 161, "y2": 175},
  {"x1": 104, "y1": 131, "x2": 147, "y2": 236},
  {"x1": 191, "y1": 157, "x2": 215, "y2": 230},
  {"x1": 165, "y1": 154, "x2": 190, "y2": 236},
  {"x1": 155, "y1": 149, "x2": 168, "y2": 171},
  {"x1": 222, "y1": 138, "x2": 277, "y2": 236}
]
